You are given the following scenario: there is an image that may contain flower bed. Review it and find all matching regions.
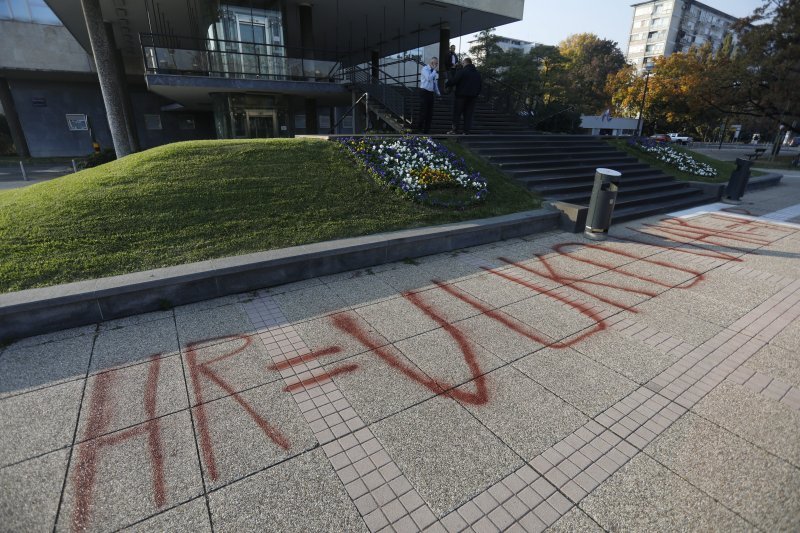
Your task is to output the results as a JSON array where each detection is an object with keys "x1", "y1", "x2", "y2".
[
  {"x1": 629, "y1": 137, "x2": 717, "y2": 177},
  {"x1": 336, "y1": 136, "x2": 488, "y2": 208}
]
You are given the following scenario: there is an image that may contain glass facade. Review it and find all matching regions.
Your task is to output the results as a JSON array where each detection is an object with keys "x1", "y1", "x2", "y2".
[
  {"x1": 0, "y1": 0, "x2": 60, "y2": 24},
  {"x1": 211, "y1": 93, "x2": 288, "y2": 139},
  {"x1": 207, "y1": 4, "x2": 287, "y2": 79}
]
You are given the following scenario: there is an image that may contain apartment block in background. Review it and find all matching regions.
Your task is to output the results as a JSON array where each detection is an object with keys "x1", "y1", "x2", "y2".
[{"x1": 626, "y1": 0, "x2": 738, "y2": 68}]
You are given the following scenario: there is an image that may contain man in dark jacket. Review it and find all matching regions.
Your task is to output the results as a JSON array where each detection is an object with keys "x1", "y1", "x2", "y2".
[{"x1": 445, "y1": 57, "x2": 481, "y2": 134}]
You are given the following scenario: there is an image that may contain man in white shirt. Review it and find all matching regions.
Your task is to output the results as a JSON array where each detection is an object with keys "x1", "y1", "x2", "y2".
[{"x1": 417, "y1": 57, "x2": 440, "y2": 134}]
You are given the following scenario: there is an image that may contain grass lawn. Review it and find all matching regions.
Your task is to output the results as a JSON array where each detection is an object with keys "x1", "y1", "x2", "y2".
[
  {"x1": 0, "y1": 138, "x2": 540, "y2": 293},
  {"x1": 753, "y1": 154, "x2": 799, "y2": 170},
  {"x1": 607, "y1": 139, "x2": 764, "y2": 183}
]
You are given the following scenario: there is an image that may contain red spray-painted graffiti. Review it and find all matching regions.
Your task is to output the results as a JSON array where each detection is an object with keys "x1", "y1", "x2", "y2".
[
  {"x1": 71, "y1": 354, "x2": 166, "y2": 532},
  {"x1": 69, "y1": 214, "x2": 791, "y2": 531},
  {"x1": 185, "y1": 335, "x2": 290, "y2": 482}
]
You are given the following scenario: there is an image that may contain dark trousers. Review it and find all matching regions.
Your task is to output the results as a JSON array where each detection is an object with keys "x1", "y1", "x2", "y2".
[
  {"x1": 417, "y1": 89, "x2": 435, "y2": 133},
  {"x1": 452, "y1": 96, "x2": 477, "y2": 133}
]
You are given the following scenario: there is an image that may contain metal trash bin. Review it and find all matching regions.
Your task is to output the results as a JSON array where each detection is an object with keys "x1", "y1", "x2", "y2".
[
  {"x1": 584, "y1": 168, "x2": 622, "y2": 240},
  {"x1": 724, "y1": 157, "x2": 755, "y2": 203}
]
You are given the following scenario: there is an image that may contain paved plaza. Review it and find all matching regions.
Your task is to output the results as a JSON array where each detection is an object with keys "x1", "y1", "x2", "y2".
[{"x1": 2, "y1": 180, "x2": 800, "y2": 532}]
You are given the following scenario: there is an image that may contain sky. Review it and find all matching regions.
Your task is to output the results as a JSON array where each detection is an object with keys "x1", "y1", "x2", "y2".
[{"x1": 454, "y1": 0, "x2": 764, "y2": 52}]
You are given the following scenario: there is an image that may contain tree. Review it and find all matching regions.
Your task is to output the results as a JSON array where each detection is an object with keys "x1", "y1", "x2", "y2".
[
  {"x1": 711, "y1": 0, "x2": 800, "y2": 133},
  {"x1": 558, "y1": 33, "x2": 627, "y2": 114},
  {"x1": 468, "y1": 28, "x2": 503, "y2": 77}
]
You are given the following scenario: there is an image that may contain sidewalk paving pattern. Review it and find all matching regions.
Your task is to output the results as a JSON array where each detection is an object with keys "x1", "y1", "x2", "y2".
[{"x1": 1, "y1": 186, "x2": 800, "y2": 532}]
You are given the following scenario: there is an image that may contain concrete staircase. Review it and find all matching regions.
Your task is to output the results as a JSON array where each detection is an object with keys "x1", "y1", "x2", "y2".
[
  {"x1": 460, "y1": 134, "x2": 719, "y2": 222},
  {"x1": 405, "y1": 91, "x2": 529, "y2": 134}
]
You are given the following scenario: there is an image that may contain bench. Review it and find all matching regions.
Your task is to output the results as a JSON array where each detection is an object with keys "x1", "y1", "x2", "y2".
[{"x1": 745, "y1": 148, "x2": 767, "y2": 160}]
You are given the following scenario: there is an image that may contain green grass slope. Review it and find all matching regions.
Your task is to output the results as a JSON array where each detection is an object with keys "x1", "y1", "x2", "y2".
[{"x1": 0, "y1": 138, "x2": 540, "y2": 293}]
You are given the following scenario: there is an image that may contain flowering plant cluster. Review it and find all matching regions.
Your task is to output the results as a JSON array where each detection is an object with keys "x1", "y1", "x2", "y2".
[
  {"x1": 336, "y1": 136, "x2": 488, "y2": 208},
  {"x1": 628, "y1": 137, "x2": 717, "y2": 177}
]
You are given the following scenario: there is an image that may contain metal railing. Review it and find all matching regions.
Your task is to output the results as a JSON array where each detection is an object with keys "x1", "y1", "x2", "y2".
[{"x1": 140, "y1": 33, "x2": 347, "y2": 82}]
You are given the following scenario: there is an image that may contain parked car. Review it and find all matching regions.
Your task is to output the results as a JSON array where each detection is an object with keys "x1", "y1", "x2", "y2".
[
  {"x1": 667, "y1": 133, "x2": 694, "y2": 145},
  {"x1": 650, "y1": 133, "x2": 671, "y2": 143},
  {"x1": 785, "y1": 136, "x2": 800, "y2": 147}
]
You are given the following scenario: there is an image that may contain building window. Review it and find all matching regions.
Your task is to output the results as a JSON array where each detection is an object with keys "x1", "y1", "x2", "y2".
[
  {"x1": 144, "y1": 114, "x2": 162, "y2": 130},
  {"x1": 178, "y1": 116, "x2": 196, "y2": 130},
  {"x1": 0, "y1": 0, "x2": 60, "y2": 24},
  {"x1": 66, "y1": 114, "x2": 89, "y2": 131}
]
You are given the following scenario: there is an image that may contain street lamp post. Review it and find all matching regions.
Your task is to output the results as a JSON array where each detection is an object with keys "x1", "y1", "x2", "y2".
[{"x1": 636, "y1": 64, "x2": 653, "y2": 137}]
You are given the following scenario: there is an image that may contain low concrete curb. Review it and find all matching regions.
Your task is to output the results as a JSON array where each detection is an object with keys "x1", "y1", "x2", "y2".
[{"x1": 0, "y1": 209, "x2": 560, "y2": 342}]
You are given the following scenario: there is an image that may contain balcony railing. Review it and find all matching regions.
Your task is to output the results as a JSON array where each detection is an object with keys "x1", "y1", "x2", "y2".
[{"x1": 140, "y1": 33, "x2": 348, "y2": 83}]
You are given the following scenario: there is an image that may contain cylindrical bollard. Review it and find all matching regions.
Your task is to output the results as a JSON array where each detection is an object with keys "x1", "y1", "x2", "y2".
[
  {"x1": 72, "y1": 159, "x2": 78, "y2": 173},
  {"x1": 19, "y1": 160, "x2": 27, "y2": 181},
  {"x1": 584, "y1": 168, "x2": 622, "y2": 240},
  {"x1": 723, "y1": 157, "x2": 754, "y2": 204}
]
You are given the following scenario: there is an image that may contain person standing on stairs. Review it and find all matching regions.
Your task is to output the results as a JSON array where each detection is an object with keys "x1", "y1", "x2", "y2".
[
  {"x1": 446, "y1": 57, "x2": 482, "y2": 135},
  {"x1": 445, "y1": 45, "x2": 460, "y2": 93},
  {"x1": 416, "y1": 57, "x2": 440, "y2": 135}
]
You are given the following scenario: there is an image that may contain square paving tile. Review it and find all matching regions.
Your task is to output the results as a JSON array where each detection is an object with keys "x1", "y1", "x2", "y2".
[
  {"x1": 456, "y1": 311, "x2": 552, "y2": 363},
  {"x1": 651, "y1": 287, "x2": 751, "y2": 328},
  {"x1": 580, "y1": 454, "x2": 749, "y2": 532},
  {"x1": 121, "y1": 497, "x2": 211, "y2": 532},
  {"x1": 681, "y1": 270, "x2": 781, "y2": 312},
  {"x1": 0, "y1": 380, "x2": 83, "y2": 466},
  {"x1": 536, "y1": 249, "x2": 610, "y2": 279},
  {"x1": 0, "y1": 449, "x2": 69, "y2": 532},
  {"x1": 452, "y1": 272, "x2": 535, "y2": 309},
  {"x1": 323, "y1": 274, "x2": 399, "y2": 308},
  {"x1": 0, "y1": 334, "x2": 93, "y2": 399},
  {"x1": 573, "y1": 329, "x2": 683, "y2": 384},
  {"x1": 693, "y1": 381, "x2": 800, "y2": 468},
  {"x1": 271, "y1": 285, "x2": 349, "y2": 324},
  {"x1": 355, "y1": 296, "x2": 441, "y2": 343},
  {"x1": 77, "y1": 355, "x2": 188, "y2": 442},
  {"x1": 175, "y1": 304, "x2": 256, "y2": 349},
  {"x1": 91, "y1": 317, "x2": 179, "y2": 374},
  {"x1": 193, "y1": 380, "x2": 316, "y2": 489},
  {"x1": 371, "y1": 395, "x2": 523, "y2": 516},
  {"x1": 548, "y1": 506, "x2": 602, "y2": 532},
  {"x1": 745, "y1": 343, "x2": 800, "y2": 386},
  {"x1": 292, "y1": 311, "x2": 390, "y2": 365},
  {"x1": 57, "y1": 410, "x2": 204, "y2": 532},
  {"x1": 7, "y1": 325, "x2": 96, "y2": 349},
  {"x1": 770, "y1": 320, "x2": 800, "y2": 355},
  {"x1": 373, "y1": 263, "x2": 439, "y2": 293},
  {"x1": 629, "y1": 300, "x2": 724, "y2": 347},
  {"x1": 514, "y1": 347, "x2": 637, "y2": 417},
  {"x1": 645, "y1": 412, "x2": 800, "y2": 532},
  {"x1": 208, "y1": 448, "x2": 366, "y2": 532},
  {"x1": 737, "y1": 252, "x2": 800, "y2": 278},
  {"x1": 616, "y1": 257, "x2": 702, "y2": 287},
  {"x1": 503, "y1": 294, "x2": 598, "y2": 342},
  {"x1": 183, "y1": 334, "x2": 282, "y2": 406},
  {"x1": 326, "y1": 346, "x2": 436, "y2": 424},
  {"x1": 98, "y1": 310, "x2": 174, "y2": 331},
  {"x1": 457, "y1": 366, "x2": 587, "y2": 460},
  {"x1": 394, "y1": 327, "x2": 504, "y2": 390},
  {"x1": 418, "y1": 253, "x2": 486, "y2": 283}
]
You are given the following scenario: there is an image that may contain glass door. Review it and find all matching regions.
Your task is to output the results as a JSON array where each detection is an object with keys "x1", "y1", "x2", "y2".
[
  {"x1": 245, "y1": 110, "x2": 277, "y2": 138},
  {"x1": 237, "y1": 17, "x2": 267, "y2": 77}
]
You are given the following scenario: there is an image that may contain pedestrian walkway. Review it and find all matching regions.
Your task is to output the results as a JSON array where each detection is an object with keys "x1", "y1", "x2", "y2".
[{"x1": 1, "y1": 183, "x2": 799, "y2": 532}]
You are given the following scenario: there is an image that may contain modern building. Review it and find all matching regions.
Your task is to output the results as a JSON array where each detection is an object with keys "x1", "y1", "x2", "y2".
[
  {"x1": 467, "y1": 35, "x2": 541, "y2": 56},
  {"x1": 625, "y1": 0, "x2": 738, "y2": 69},
  {"x1": 0, "y1": 0, "x2": 524, "y2": 157}
]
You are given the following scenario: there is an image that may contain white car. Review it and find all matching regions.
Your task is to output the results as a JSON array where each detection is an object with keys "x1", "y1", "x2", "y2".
[{"x1": 667, "y1": 133, "x2": 693, "y2": 145}]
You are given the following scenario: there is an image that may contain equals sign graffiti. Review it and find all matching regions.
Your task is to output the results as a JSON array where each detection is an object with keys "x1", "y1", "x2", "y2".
[{"x1": 267, "y1": 345, "x2": 356, "y2": 392}]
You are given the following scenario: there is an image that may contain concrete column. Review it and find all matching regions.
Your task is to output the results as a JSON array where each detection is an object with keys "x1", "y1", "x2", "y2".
[
  {"x1": 80, "y1": 0, "x2": 131, "y2": 158},
  {"x1": 108, "y1": 23, "x2": 139, "y2": 153},
  {"x1": 0, "y1": 78, "x2": 31, "y2": 158}
]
